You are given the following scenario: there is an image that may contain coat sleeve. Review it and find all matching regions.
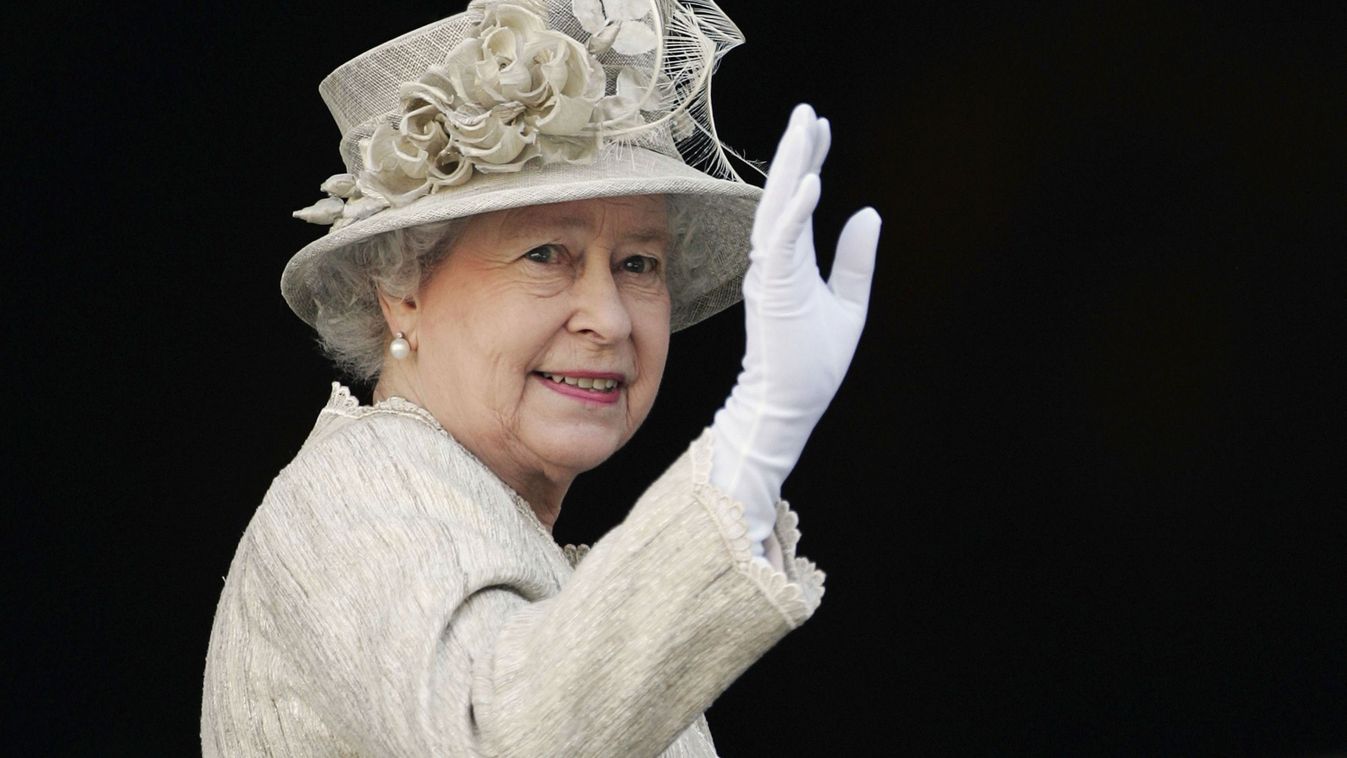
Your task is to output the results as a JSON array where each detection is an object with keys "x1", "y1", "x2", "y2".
[{"x1": 247, "y1": 427, "x2": 825, "y2": 757}]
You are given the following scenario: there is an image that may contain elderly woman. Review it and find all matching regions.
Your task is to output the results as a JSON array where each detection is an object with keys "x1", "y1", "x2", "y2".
[{"x1": 202, "y1": 1, "x2": 880, "y2": 755}]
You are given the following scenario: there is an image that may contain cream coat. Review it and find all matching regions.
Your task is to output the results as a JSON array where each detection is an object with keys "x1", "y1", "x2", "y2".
[{"x1": 201, "y1": 384, "x2": 824, "y2": 756}]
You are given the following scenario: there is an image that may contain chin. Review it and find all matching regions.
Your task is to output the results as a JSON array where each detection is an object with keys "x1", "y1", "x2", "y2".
[{"x1": 531, "y1": 426, "x2": 628, "y2": 473}]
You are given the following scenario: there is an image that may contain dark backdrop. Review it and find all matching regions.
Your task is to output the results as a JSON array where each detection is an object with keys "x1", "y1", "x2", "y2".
[{"x1": 9, "y1": 1, "x2": 1345, "y2": 754}]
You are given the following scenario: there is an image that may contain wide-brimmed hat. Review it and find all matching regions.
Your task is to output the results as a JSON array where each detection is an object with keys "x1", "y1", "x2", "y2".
[{"x1": 281, "y1": 0, "x2": 763, "y2": 332}]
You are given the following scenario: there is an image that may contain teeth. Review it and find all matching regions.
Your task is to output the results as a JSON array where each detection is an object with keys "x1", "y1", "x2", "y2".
[{"x1": 540, "y1": 373, "x2": 619, "y2": 392}]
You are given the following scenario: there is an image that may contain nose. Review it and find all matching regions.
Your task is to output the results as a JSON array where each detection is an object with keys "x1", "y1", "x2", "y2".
[{"x1": 566, "y1": 259, "x2": 632, "y2": 344}]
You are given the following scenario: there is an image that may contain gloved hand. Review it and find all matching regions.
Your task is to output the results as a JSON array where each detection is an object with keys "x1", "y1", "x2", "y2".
[{"x1": 710, "y1": 103, "x2": 882, "y2": 557}]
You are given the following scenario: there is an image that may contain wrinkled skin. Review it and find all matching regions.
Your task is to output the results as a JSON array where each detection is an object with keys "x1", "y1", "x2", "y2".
[{"x1": 375, "y1": 195, "x2": 672, "y2": 529}]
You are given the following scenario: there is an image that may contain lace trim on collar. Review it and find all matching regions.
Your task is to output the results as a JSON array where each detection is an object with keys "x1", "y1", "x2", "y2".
[{"x1": 325, "y1": 382, "x2": 444, "y2": 431}]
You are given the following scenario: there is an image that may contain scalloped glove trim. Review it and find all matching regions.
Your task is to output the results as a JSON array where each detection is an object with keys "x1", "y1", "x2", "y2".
[{"x1": 690, "y1": 429, "x2": 825, "y2": 625}]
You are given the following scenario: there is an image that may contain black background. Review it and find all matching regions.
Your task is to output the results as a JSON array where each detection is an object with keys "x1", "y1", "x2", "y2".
[{"x1": 9, "y1": 1, "x2": 1345, "y2": 754}]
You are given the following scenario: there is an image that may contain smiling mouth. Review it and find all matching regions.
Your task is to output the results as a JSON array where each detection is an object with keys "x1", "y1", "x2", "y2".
[{"x1": 535, "y1": 372, "x2": 621, "y2": 394}]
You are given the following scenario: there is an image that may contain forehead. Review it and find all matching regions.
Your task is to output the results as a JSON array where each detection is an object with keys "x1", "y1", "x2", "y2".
[{"x1": 497, "y1": 195, "x2": 670, "y2": 240}]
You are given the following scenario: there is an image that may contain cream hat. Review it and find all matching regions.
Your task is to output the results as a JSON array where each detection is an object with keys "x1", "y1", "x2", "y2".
[{"x1": 281, "y1": 0, "x2": 763, "y2": 331}]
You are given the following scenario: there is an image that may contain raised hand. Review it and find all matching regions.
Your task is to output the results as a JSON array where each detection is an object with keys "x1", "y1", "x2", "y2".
[{"x1": 710, "y1": 103, "x2": 882, "y2": 552}]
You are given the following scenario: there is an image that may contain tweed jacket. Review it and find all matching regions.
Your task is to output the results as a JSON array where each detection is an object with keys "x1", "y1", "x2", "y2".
[{"x1": 201, "y1": 383, "x2": 825, "y2": 756}]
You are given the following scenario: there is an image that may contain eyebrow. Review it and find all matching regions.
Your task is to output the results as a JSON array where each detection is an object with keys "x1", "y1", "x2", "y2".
[{"x1": 507, "y1": 214, "x2": 670, "y2": 244}]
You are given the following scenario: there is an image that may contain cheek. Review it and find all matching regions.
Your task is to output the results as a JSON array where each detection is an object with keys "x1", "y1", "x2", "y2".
[
  {"x1": 420, "y1": 285, "x2": 517, "y2": 384},
  {"x1": 457, "y1": 301, "x2": 540, "y2": 372},
  {"x1": 450, "y1": 283, "x2": 572, "y2": 384},
  {"x1": 629, "y1": 293, "x2": 671, "y2": 393}
]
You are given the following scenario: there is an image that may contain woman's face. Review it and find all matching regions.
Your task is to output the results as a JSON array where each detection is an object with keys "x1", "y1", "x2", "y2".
[{"x1": 393, "y1": 195, "x2": 672, "y2": 496}]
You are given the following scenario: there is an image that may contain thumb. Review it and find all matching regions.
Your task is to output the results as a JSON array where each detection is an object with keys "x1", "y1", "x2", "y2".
[{"x1": 827, "y1": 207, "x2": 881, "y2": 309}]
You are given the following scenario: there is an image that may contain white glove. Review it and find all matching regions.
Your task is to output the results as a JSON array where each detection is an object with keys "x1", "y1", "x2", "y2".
[{"x1": 710, "y1": 103, "x2": 882, "y2": 557}]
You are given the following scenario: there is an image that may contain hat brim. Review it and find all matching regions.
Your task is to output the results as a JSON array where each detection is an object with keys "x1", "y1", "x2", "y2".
[{"x1": 281, "y1": 147, "x2": 761, "y2": 332}]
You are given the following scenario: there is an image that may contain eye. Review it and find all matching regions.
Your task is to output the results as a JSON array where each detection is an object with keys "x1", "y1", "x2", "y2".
[
  {"x1": 523, "y1": 244, "x2": 562, "y2": 264},
  {"x1": 620, "y1": 255, "x2": 660, "y2": 275}
]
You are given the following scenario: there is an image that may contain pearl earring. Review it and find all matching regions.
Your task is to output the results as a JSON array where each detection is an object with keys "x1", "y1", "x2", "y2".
[{"x1": 389, "y1": 331, "x2": 411, "y2": 360}]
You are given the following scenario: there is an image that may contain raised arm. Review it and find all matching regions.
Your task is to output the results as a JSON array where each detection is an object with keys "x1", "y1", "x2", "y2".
[
  {"x1": 712, "y1": 103, "x2": 882, "y2": 557},
  {"x1": 242, "y1": 426, "x2": 821, "y2": 757}
]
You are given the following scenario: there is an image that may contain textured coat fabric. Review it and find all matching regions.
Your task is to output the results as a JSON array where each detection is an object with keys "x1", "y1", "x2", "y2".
[{"x1": 201, "y1": 384, "x2": 825, "y2": 757}]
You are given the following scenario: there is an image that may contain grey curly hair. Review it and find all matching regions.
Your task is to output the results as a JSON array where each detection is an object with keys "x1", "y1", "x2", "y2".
[{"x1": 309, "y1": 196, "x2": 709, "y2": 382}]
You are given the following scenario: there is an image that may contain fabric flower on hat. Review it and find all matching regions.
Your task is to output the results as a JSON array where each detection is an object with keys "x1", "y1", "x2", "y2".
[{"x1": 296, "y1": 1, "x2": 616, "y2": 228}]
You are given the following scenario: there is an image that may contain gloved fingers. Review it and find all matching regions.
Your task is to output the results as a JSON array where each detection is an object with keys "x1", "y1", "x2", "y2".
[
  {"x1": 826, "y1": 207, "x2": 882, "y2": 311},
  {"x1": 807, "y1": 117, "x2": 831, "y2": 177},
  {"x1": 791, "y1": 120, "x2": 831, "y2": 265},
  {"x1": 791, "y1": 214, "x2": 817, "y2": 274},
  {"x1": 754, "y1": 105, "x2": 819, "y2": 249},
  {"x1": 760, "y1": 108, "x2": 814, "y2": 210},
  {"x1": 786, "y1": 117, "x2": 829, "y2": 272},
  {"x1": 764, "y1": 173, "x2": 822, "y2": 282}
]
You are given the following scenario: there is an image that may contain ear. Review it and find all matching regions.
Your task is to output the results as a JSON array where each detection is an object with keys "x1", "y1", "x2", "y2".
[{"x1": 376, "y1": 287, "x2": 420, "y2": 348}]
